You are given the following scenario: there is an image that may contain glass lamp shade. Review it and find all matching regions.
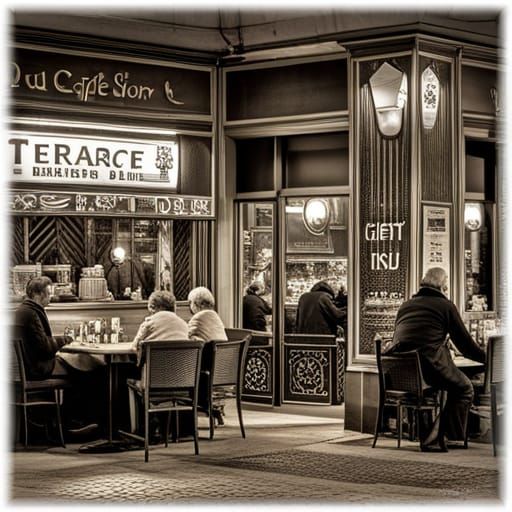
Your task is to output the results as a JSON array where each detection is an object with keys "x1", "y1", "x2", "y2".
[
  {"x1": 464, "y1": 203, "x2": 483, "y2": 231},
  {"x1": 303, "y1": 198, "x2": 330, "y2": 235},
  {"x1": 369, "y1": 62, "x2": 408, "y2": 137},
  {"x1": 422, "y1": 65, "x2": 440, "y2": 130}
]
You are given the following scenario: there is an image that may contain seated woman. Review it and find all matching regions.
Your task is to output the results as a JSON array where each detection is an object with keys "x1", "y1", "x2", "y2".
[
  {"x1": 131, "y1": 290, "x2": 189, "y2": 353},
  {"x1": 129, "y1": 290, "x2": 189, "y2": 436},
  {"x1": 187, "y1": 286, "x2": 227, "y2": 424},
  {"x1": 187, "y1": 287, "x2": 227, "y2": 342}
]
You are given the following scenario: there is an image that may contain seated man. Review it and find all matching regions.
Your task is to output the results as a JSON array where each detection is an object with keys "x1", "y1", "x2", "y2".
[
  {"x1": 187, "y1": 287, "x2": 227, "y2": 424},
  {"x1": 384, "y1": 267, "x2": 486, "y2": 452},
  {"x1": 13, "y1": 276, "x2": 100, "y2": 436},
  {"x1": 129, "y1": 290, "x2": 189, "y2": 436}
]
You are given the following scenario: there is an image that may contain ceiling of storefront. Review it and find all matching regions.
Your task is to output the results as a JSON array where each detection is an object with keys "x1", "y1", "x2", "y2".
[{"x1": 11, "y1": 7, "x2": 501, "y2": 61}]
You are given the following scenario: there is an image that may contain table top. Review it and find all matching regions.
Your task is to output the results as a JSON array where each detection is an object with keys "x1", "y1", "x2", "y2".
[
  {"x1": 453, "y1": 356, "x2": 485, "y2": 369},
  {"x1": 60, "y1": 341, "x2": 136, "y2": 355}
]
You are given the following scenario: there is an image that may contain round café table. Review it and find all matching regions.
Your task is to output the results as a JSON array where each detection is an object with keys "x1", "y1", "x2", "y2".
[{"x1": 59, "y1": 341, "x2": 137, "y2": 453}]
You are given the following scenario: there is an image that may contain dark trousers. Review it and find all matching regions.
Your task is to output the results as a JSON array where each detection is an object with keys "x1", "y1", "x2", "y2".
[{"x1": 420, "y1": 346, "x2": 474, "y2": 442}]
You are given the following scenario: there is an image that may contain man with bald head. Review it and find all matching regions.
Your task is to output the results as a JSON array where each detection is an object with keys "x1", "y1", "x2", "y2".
[{"x1": 384, "y1": 267, "x2": 486, "y2": 452}]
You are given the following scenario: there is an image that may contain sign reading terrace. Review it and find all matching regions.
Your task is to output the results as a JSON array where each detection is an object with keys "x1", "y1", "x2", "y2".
[{"x1": 9, "y1": 132, "x2": 179, "y2": 192}]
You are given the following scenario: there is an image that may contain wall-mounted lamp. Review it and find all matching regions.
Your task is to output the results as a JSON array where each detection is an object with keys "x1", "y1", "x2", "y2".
[
  {"x1": 111, "y1": 246, "x2": 127, "y2": 266},
  {"x1": 369, "y1": 62, "x2": 408, "y2": 138},
  {"x1": 422, "y1": 64, "x2": 440, "y2": 130},
  {"x1": 464, "y1": 203, "x2": 484, "y2": 231},
  {"x1": 303, "y1": 198, "x2": 330, "y2": 235}
]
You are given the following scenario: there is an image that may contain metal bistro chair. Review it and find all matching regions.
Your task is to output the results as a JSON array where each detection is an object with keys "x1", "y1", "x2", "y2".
[
  {"x1": 201, "y1": 328, "x2": 251, "y2": 440},
  {"x1": 373, "y1": 338, "x2": 441, "y2": 449},
  {"x1": 121, "y1": 340, "x2": 204, "y2": 462},
  {"x1": 11, "y1": 337, "x2": 69, "y2": 448},
  {"x1": 471, "y1": 334, "x2": 505, "y2": 456}
]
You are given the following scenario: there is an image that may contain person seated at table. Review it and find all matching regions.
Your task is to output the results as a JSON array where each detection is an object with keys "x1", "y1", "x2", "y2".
[
  {"x1": 187, "y1": 287, "x2": 227, "y2": 342},
  {"x1": 13, "y1": 276, "x2": 101, "y2": 438},
  {"x1": 383, "y1": 267, "x2": 486, "y2": 452},
  {"x1": 187, "y1": 287, "x2": 228, "y2": 425},
  {"x1": 131, "y1": 290, "x2": 189, "y2": 354},
  {"x1": 129, "y1": 290, "x2": 189, "y2": 438},
  {"x1": 243, "y1": 281, "x2": 272, "y2": 332}
]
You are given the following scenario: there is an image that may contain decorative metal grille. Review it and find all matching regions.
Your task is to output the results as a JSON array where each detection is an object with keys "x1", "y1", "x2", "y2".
[
  {"x1": 243, "y1": 347, "x2": 272, "y2": 394},
  {"x1": 421, "y1": 58, "x2": 453, "y2": 203},
  {"x1": 11, "y1": 216, "x2": 24, "y2": 265},
  {"x1": 173, "y1": 220, "x2": 192, "y2": 300},
  {"x1": 28, "y1": 216, "x2": 86, "y2": 267}
]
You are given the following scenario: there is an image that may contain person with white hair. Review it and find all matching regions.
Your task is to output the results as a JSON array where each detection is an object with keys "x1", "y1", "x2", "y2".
[
  {"x1": 187, "y1": 286, "x2": 228, "y2": 425},
  {"x1": 384, "y1": 267, "x2": 486, "y2": 452},
  {"x1": 187, "y1": 287, "x2": 227, "y2": 342}
]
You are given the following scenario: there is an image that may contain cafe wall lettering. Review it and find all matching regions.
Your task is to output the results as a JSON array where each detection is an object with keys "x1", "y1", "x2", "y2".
[
  {"x1": 10, "y1": 190, "x2": 212, "y2": 218},
  {"x1": 365, "y1": 221, "x2": 406, "y2": 270},
  {"x1": 9, "y1": 132, "x2": 179, "y2": 191},
  {"x1": 11, "y1": 47, "x2": 212, "y2": 117}
]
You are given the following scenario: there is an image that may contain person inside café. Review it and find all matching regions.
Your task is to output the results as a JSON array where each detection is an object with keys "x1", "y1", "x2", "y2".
[
  {"x1": 128, "y1": 290, "x2": 189, "y2": 438},
  {"x1": 242, "y1": 280, "x2": 272, "y2": 332},
  {"x1": 187, "y1": 286, "x2": 227, "y2": 425},
  {"x1": 295, "y1": 280, "x2": 346, "y2": 336},
  {"x1": 383, "y1": 267, "x2": 486, "y2": 452},
  {"x1": 13, "y1": 276, "x2": 102, "y2": 438}
]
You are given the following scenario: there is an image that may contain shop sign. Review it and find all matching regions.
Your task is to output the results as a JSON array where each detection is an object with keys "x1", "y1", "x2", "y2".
[
  {"x1": 9, "y1": 190, "x2": 212, "y2": 218},
  {"x1": 9, "y1": 132, "x2": 179, "y2": 192},
  {"x1": 11, "y1": 47, "x2": 211, "y2": 116},
  {"x1": 365, "y1": 221, "x2": 406, "y2": 270}
]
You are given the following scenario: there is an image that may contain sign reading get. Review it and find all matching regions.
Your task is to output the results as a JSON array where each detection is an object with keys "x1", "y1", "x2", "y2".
[{"x1": 9, "y1": 132, "x2": 179, "y2": 191}]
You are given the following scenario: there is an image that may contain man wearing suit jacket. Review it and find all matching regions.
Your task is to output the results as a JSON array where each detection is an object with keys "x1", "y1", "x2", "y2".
[{"x1": 384, "y1": 267, "x2": 486, "y2": 452}]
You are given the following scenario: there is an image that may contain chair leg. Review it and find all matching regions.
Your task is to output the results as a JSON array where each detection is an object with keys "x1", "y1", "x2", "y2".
[
  {"x1": 144, "y1": 407, "x2": 149, "y2": 463},
  {"x1": 193, "y1": 404, "x2": 199, "y2": 455},
  {"x1": 23, "y1": 406, "x2": 29, "y2": 448},
  {"x1": 54, "y1": 390, "x2": 66, "y2": 448},
  {"x1": 208, "y1": 399, "x2": 214, "y2": 440},
  {"x1": 397, "y1": 404, "x2": 402, "y2": 448},
  {"x1": 175, "y1": 411, "x2": 180, "y2": 443},
  {"x1": 236, "y1": 390, "x2": 246, "y2": 439},
  {"x1": 372, "y1": 400, "x2": 384, "y2": 448},
  {"x1": 165, "y1": 411, "x2": 171, "y2": 448},
  {"x1": 491, "y1": 385, "x2": 498, "y2": 457}
]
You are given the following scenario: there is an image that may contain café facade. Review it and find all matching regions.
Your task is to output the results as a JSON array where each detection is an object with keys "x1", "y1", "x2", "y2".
[{"x1": 8, "y1": 10, "x2": 503, "y2": 433}]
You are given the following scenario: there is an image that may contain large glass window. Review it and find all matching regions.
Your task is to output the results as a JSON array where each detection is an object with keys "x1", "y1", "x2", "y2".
[
  {"x1": 283, "y1": 196, "x2": 348, "y2": 335},
  {"x1": 238, "y1": 202, "x2": 274, "y2": 334}
]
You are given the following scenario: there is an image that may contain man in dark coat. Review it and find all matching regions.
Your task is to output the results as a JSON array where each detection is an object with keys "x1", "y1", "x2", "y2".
[
  {"x1": 14, "y1": 276, "x2": 70, "y2": 380},
  {"x1": 384, "y1": 267, "x2": 486, "y2": 452},
  {"x1": 13, "y1": 276, "x2": 100, "y2": 436},
  {"x1": 243, "y1": 281, "x2": 272, "y2": 332},
  {"x1": 295, "y1": 281, "x2": 346, "y2": 335}
]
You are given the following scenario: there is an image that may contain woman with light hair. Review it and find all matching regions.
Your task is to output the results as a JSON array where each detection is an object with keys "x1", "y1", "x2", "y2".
[
  {"x1": 187, "y1": 286, "x2": 228, "y2": 426},
  {"x1": 187, "y1": 287, "x2": 227, "y2": 342}
]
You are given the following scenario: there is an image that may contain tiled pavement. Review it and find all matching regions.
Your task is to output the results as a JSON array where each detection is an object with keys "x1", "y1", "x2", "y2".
[{"x1": 8, "y1": 403, "x2": 504, "y2": 505}]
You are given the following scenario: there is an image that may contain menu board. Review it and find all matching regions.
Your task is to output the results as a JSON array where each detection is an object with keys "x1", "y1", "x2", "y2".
[{"x1": 422, "y1": 205, "x2": 451, "y2": 296}]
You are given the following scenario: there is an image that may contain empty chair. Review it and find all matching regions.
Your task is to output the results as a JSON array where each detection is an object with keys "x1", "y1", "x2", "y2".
[
  {"x1": 373, "y1": 337, "x2": 441, "y2": 449},
  {"x1": 120, "y1": 340, "x2": 204, "y2": 462},
  {"x1": 201, "y1": 329, "x2": 251, "y2": 439},
  {"x1": 11, "y1": 337, "x2": 69, "y2": 448},
  {"x1": 471, "y1": 334, "x2": 504, "y2": 456}
]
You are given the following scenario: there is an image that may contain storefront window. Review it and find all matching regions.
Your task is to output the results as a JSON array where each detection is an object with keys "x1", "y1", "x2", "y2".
[
  {"x1": 238, "y1": 202, "x2": 274, "y2": 334},
  {"x1": 464, "y1": 201, "x2": 494, "y2": 311},
  {"x1": 284, "y1": 196, "x2": 348, "y2": 335}
]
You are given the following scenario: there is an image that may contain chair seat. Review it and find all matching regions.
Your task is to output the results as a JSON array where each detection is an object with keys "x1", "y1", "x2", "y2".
[{"x1": 24, "y1": 378, "x2": 70, "y2": 391}]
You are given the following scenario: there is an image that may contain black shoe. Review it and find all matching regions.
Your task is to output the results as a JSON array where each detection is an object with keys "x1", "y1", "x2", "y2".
[
  {"x1": 68, "y1": 423, "x2": 99, "y2": 436},
  {"x1": 212, "y1": 409, "x2": 224, "y2": 426}
]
